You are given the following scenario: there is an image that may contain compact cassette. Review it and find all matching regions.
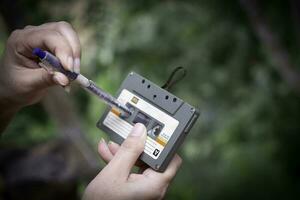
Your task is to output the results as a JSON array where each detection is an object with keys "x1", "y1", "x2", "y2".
[{"x1": 97, "y1": 72, "x2": 199, "y2": 172}]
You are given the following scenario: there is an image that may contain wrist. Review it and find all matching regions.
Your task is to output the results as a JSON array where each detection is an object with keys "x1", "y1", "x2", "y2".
[
  {"x1": 0, "y1": 93, "x2": 22, "y2": 113},
  {"x1": 0, "y1": 59, "x2": 25, "y2": 109}
]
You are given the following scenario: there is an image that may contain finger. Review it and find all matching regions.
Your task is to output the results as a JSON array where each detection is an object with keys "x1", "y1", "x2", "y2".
[
  {"x1": 55, "y1": 21, "x2": 81, "y2": 73},
  {"x1": 25, "y1": 69, "x2": 70, "y2": 90},
  {"x1": 107, "y1": 141, "x2": 120, "y2": 155},
  {"x1": 106, "y1": 123, "x2": 147, "y2": 178},
  {"x1": 144, "y1": 154, "x2": 182, "y2": 183},
  {"x1": 21, "y1": 56, "x2": 69, "y2": 89},
  {"x1": 108, "y1": 141, "x2": 149, "y2": 169},
  {"x1": 52, "y1": 72, "x2": 69, "y2": 86},
  {"x1": 19, "y1": 28, "x2": 75, "y2": 72},
  {"x1": 39, "y1": 22, "x2": 81, "y2": 73},
  {"x1": 98, "y1": 138, "x2": 114, "y2": 163},
  {"x1": 105, "y1": 140, "x2": 147, "y2": 169},
  {"x1": 23, "y1": 67, "x2": 55, "y2": 90},
  {"x1": 162, "y1": 154, "x2": 182, "y2": 182}
]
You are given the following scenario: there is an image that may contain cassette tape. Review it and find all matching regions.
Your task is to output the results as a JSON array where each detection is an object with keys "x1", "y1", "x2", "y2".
[{"x1": 97, "y1": 72, "x2": 199, "y2": 172}]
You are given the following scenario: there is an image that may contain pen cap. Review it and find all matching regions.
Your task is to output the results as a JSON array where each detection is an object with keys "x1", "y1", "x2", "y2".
[
  {"x1": 33, "y1": 48, "x2": 78, "y2": 80},
  {"x1": 33, "y1": 48, "x2": 46, "y2": 59}
]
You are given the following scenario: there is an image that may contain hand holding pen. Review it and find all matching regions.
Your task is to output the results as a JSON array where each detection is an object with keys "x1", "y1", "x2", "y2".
[
  {"x1": 0, "y1": 20, "x2": 131, "y2": 116},
  {"x1": 33, "y1": 48, "x2": 132, "y2": 117},
  {"x1": 0, "y1": 21, "x2": 81, "y2": 108}
]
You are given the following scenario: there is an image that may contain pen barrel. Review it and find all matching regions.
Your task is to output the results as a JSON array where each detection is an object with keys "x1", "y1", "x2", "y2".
[
  {"x1": 43, "y1": 52, "x2": 78, "y2": 80},
  {"x1": 34, "y1": 49, "x2": 131, "y2": 116},
  {"x1": 86, "y1": 80, "x2": 131, "y2": 115}
]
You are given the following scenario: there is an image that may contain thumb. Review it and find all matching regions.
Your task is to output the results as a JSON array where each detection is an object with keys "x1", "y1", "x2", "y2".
[
  {"x1": 24, "y1": 68, "x2": 69, "y2": 91},
  {"x1": 23, "y1": 68, "x2": 55, "y2": 90},
  {"x1": 107, "y1": 123, "x2": 147, "y2": 177}
]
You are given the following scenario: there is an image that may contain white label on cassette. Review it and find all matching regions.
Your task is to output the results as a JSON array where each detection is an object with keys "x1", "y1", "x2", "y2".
[{"x1": 103, "y1": 89, "x2": 179, "y2": 159}]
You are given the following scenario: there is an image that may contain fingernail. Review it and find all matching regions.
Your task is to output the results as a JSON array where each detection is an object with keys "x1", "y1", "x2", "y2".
[
  {"x1": 74, "y1": 58, "x2": 80, "y2": 74},
  {"x1": 63, "y1": 85, "x2": 71, "y2": 93},
  {"x1": 59, "y1": 76, "x2": 68, "y2": 86},
  {"x1": 130, "y1": 123, "x2": 146, "y2": 137},
  {"x1": 53, "y1": 75, "x2": 68, "y2": 86},
  {"x1": 100, "y1": 138, "x2": 105, "y2": 144},
  {"x1": 53, "y1": 76, "x2": 60, "y2": 84},
  {"x1": 68, "y1": 56, "x2": 74, "y2": 72},
  {"x1": 108, "y1": 140, "x2": 116, "y2": 146}
]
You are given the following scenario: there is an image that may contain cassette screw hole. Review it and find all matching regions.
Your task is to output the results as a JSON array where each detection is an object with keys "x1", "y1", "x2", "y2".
[
  {"x1": 153, "y1": 94, "x2": 157, "y2": 99},
  {"x1": 165, "y1": 95, "x2": 169, "y2": 100},
  {"x1": 173, "y1": 98, "x2": 177, "y2": 102},
  {"x1": 142, "y1": 79, "x2": 145, "y2": 84},
  {"x1": 147, "y1": 84, "x2": 151, "y2": 89}
]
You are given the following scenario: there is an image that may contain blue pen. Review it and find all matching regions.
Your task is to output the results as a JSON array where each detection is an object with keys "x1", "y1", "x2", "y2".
[{"x1": 33, "y1": 48, "x2": 132, "y2": 117}]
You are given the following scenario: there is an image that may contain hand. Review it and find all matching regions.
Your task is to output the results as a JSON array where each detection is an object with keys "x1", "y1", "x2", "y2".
[
  {"x1": 0, "y1": 21, "x2": 81, "y2": 108},
  {"x1": 83, "y1": 123, "x2": 182, "y2": 200}
]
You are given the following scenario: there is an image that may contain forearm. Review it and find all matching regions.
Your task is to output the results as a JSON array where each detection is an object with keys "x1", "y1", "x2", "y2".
[{"x1": 0, "y1": 21, "x2": 82, "y2": 133}]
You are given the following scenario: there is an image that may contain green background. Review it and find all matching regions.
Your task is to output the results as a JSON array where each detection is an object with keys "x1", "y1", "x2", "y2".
[{"x1": 0, "y1": 0, "x2": 300, "y2": 199}]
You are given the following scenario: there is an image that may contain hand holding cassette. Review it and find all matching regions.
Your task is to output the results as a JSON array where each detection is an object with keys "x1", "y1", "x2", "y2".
[{"x1": 83, "y1": 123, "x2": 182, "y2": 200}]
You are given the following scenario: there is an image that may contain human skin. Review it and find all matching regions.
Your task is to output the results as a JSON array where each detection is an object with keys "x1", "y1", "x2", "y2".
[
  {"x1": 0, "y1": 21, "x2": 80, "y2": 132},
  {"x1": 84, "y1": 123, "x2": 182, "y2": 200},
  {"x1": 0, "y1": 22, "x2": 182, "y2": 199}
]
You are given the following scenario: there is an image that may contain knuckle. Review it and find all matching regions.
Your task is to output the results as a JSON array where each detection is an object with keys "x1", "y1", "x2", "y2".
[
  {"x1": 47, "y1": 30, "x2": 64, "y2": 43},
  {"x1": 50, "y1": 29, "x2": 62, "y2": 38},
  {"x1": 24, "y1": 25, "x2": 34, "y2": 29},
  {"x1": 10, "y1": 31, "x2": 26, "y2": 52},
  {"x1": 58, "y1": 21, "x2": 72, "y2": 29},
  {"x1": 8, "y1": 29, "x2": 21, "y2": 42},
  {"x1": 11, "y1": 29, "x2": 21, "y2": 36},
  {"x1": 40, "y1": 22, "x2": 55, "y2": 28}
]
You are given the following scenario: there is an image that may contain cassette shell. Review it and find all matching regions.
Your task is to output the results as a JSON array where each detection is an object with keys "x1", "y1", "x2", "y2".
[{"x1": 97, "y1": 72, "x2": 200, "y2": 172}]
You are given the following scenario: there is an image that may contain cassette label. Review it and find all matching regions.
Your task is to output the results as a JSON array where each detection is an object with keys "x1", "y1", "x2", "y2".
[{"x1": 103, "y1": 89, "x2": 179, "y2": 159}]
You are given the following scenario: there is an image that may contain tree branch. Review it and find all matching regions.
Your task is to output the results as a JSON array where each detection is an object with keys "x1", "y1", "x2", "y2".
[
  {"x1": 42, "y1": 88, "x2": 100, "y2": 170},
  {"x1": 290, "y1": 0, "x2": 300, "y2": 47},
  {"x1": 240, "y1": 0, "x2": 300, "y2": 95}
]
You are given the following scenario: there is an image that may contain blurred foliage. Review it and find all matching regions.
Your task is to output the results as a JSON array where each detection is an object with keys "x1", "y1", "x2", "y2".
[{"x1": 1, "y1": 0, "x2": 300, "y2": 199}]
